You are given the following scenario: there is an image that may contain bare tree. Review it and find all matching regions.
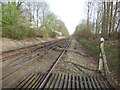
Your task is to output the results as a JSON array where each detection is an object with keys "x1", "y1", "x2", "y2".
[
  {"x1": 108, "y1": 2, "x2": 113, "y2": 36},
  {"x1": 112, "y1": 2, "x2": 119, "y2": 32}
]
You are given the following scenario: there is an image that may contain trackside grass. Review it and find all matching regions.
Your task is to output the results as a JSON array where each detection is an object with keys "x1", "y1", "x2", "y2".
[{"x1": 78, "y1": 38, "x2": 119, "y2": 68}]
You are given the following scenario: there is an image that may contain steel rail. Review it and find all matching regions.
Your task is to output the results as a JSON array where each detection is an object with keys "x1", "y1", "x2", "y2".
[
  {"x1": 1, "y1": 38, "x2": 66, "y2": 60},
  {"x1": 0, "y1": 38, "x2": 69, "y2": 79},
  {"x1": 1, "y1": 38, "x2": 61, "y2": 54},
  {"x1": 1, "y1": 40, "x2": 57, "y2": 62},
  {"x1": 37, "y1": 41, "x2": 70, "y2": 89}
]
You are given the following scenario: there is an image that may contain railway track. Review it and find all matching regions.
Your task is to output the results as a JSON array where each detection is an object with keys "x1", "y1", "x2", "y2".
[
  {"x1": 2, "y1": 37, "x2": 114, "y2": 89},
  {"x1": 1, "y1": 39, "x2": 64, "y2": 62},
  {"x1": 1, "y1": 38, "x2": 70, "y2": 80},
  {"x1": 13, "y1": 38, "x2": 71, "y2": 89},
  {"x1": 13, "y1": 38, "x2": 113, "y2": 89}
]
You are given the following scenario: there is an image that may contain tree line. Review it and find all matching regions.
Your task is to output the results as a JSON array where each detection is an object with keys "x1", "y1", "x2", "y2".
[
  {"x1": 1, "y1": 1, "x2": 69, "y2": 40},
  {"x1": 74, "y1": 1, "x2": 120, "y2": 40}
]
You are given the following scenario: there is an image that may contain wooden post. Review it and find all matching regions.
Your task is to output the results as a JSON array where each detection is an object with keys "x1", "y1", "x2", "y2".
[
  {"x1": 99, "y1": 38, "x2": 112, "y2": 84},
  {"x1": 99, "y1": 53, "x2": 104, "y2": 72},
  {"x1": 98, "y1": 38, "x2": 104, "y2": 72},
  {"x1": 100, "y1": 38, "x2": 110, "y2": 76}
]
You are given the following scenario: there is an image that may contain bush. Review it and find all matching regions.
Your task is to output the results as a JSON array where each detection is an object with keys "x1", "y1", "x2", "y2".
[
  {"x1": 27, "y1": 28, "x2": 36, "y2": 38},
  {"x1": 2, "y1": 24, "x2": 36, "y2": 40},
  {"x1": 49, "y1": 31, "x2": 56, "y2": 37},
  {"x1": 42, "y1": 28, "x2": 51, "y2": 35},
  {"x1": 74, "y1": 23, "x2": 93, "y2": 39},
  {"x1": 2, "y1": 2, "x2": 19, "y2": 25},
  {"x1": 35, "y1": 28, "x2": 43, "y2": 38},
  {"x1": 78, "y1": 38, "x2": 119, "y2": 68},
  {"x1": 110, "y1": 31, "x2": 119, "y2": 40},
  {"x1": 105, "y1": 42, "x2": 119, "y2": 67}
]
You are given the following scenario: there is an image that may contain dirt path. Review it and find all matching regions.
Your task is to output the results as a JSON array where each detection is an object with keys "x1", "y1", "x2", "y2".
[{"x1": 54, "y1": 39, "x2": 99, "y2": 77}]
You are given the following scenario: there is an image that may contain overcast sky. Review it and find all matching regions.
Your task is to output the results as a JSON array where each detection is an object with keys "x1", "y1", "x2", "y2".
[{"x1": 45, "y1": 0, "x2": 87, "y2": 34}]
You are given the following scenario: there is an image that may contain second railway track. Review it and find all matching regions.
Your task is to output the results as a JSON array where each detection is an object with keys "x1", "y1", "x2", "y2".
[
  {"x1": 1, "y1": 39, "x2": 64, "y2": 62},
  {"x1": 1, "y1": 38, "x2": 71, "y2": 80}
]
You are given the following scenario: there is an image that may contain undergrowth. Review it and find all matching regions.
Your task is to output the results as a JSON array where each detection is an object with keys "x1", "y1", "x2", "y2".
[
  {"x1": 77, "y1": 38, "x2": 119, "y2": 68},
  {"x1": 2, "y1": 24, "x2": 36, "y2": 40}
]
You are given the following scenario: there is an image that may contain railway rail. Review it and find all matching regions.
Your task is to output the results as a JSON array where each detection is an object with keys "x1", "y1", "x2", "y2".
[
  {"x1": 2, "y1": 37, "x2": 114, "y2": 89},
  {"x1": 1, "y1": 38, "x2": 65, "y2": 62},
  {"x1": 1, "y1": 38, "x2": 70, "y2": 80},
  {"x1": 13, "y1": 38, "x2": 113, "y2": 89},
  {"x1": 13, "y1": 38, "x2": 71, "y2": 89}
]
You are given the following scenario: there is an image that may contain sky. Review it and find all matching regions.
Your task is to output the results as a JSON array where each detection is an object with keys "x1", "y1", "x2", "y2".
[{"x1": 45, "y1": 0, "x2": 87, "y2": 34}]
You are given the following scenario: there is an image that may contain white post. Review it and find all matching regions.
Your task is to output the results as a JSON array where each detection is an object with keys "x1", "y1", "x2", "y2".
[
  {"x1": 100, "y1": 38, "x2": 110, "y2": 76},
  {"x1": 99, "y1": 38, "x2": 111, "y2": 83},
  {"x1": 98, "y1": 38, "x2": 104, "y2": 72},
  {"x1": 99, "y1": 53, "x2": 104, "y2": 71}
]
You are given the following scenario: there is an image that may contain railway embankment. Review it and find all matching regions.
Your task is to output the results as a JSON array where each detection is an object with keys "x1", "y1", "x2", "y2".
[{"x1": 0, "y1": 37, "x2": 56, "y2": 53}]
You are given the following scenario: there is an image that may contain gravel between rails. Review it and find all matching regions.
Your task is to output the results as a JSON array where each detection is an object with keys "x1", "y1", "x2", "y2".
[{"x1": 53, "y1": 39, "x2": 99, "y2": 77}]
